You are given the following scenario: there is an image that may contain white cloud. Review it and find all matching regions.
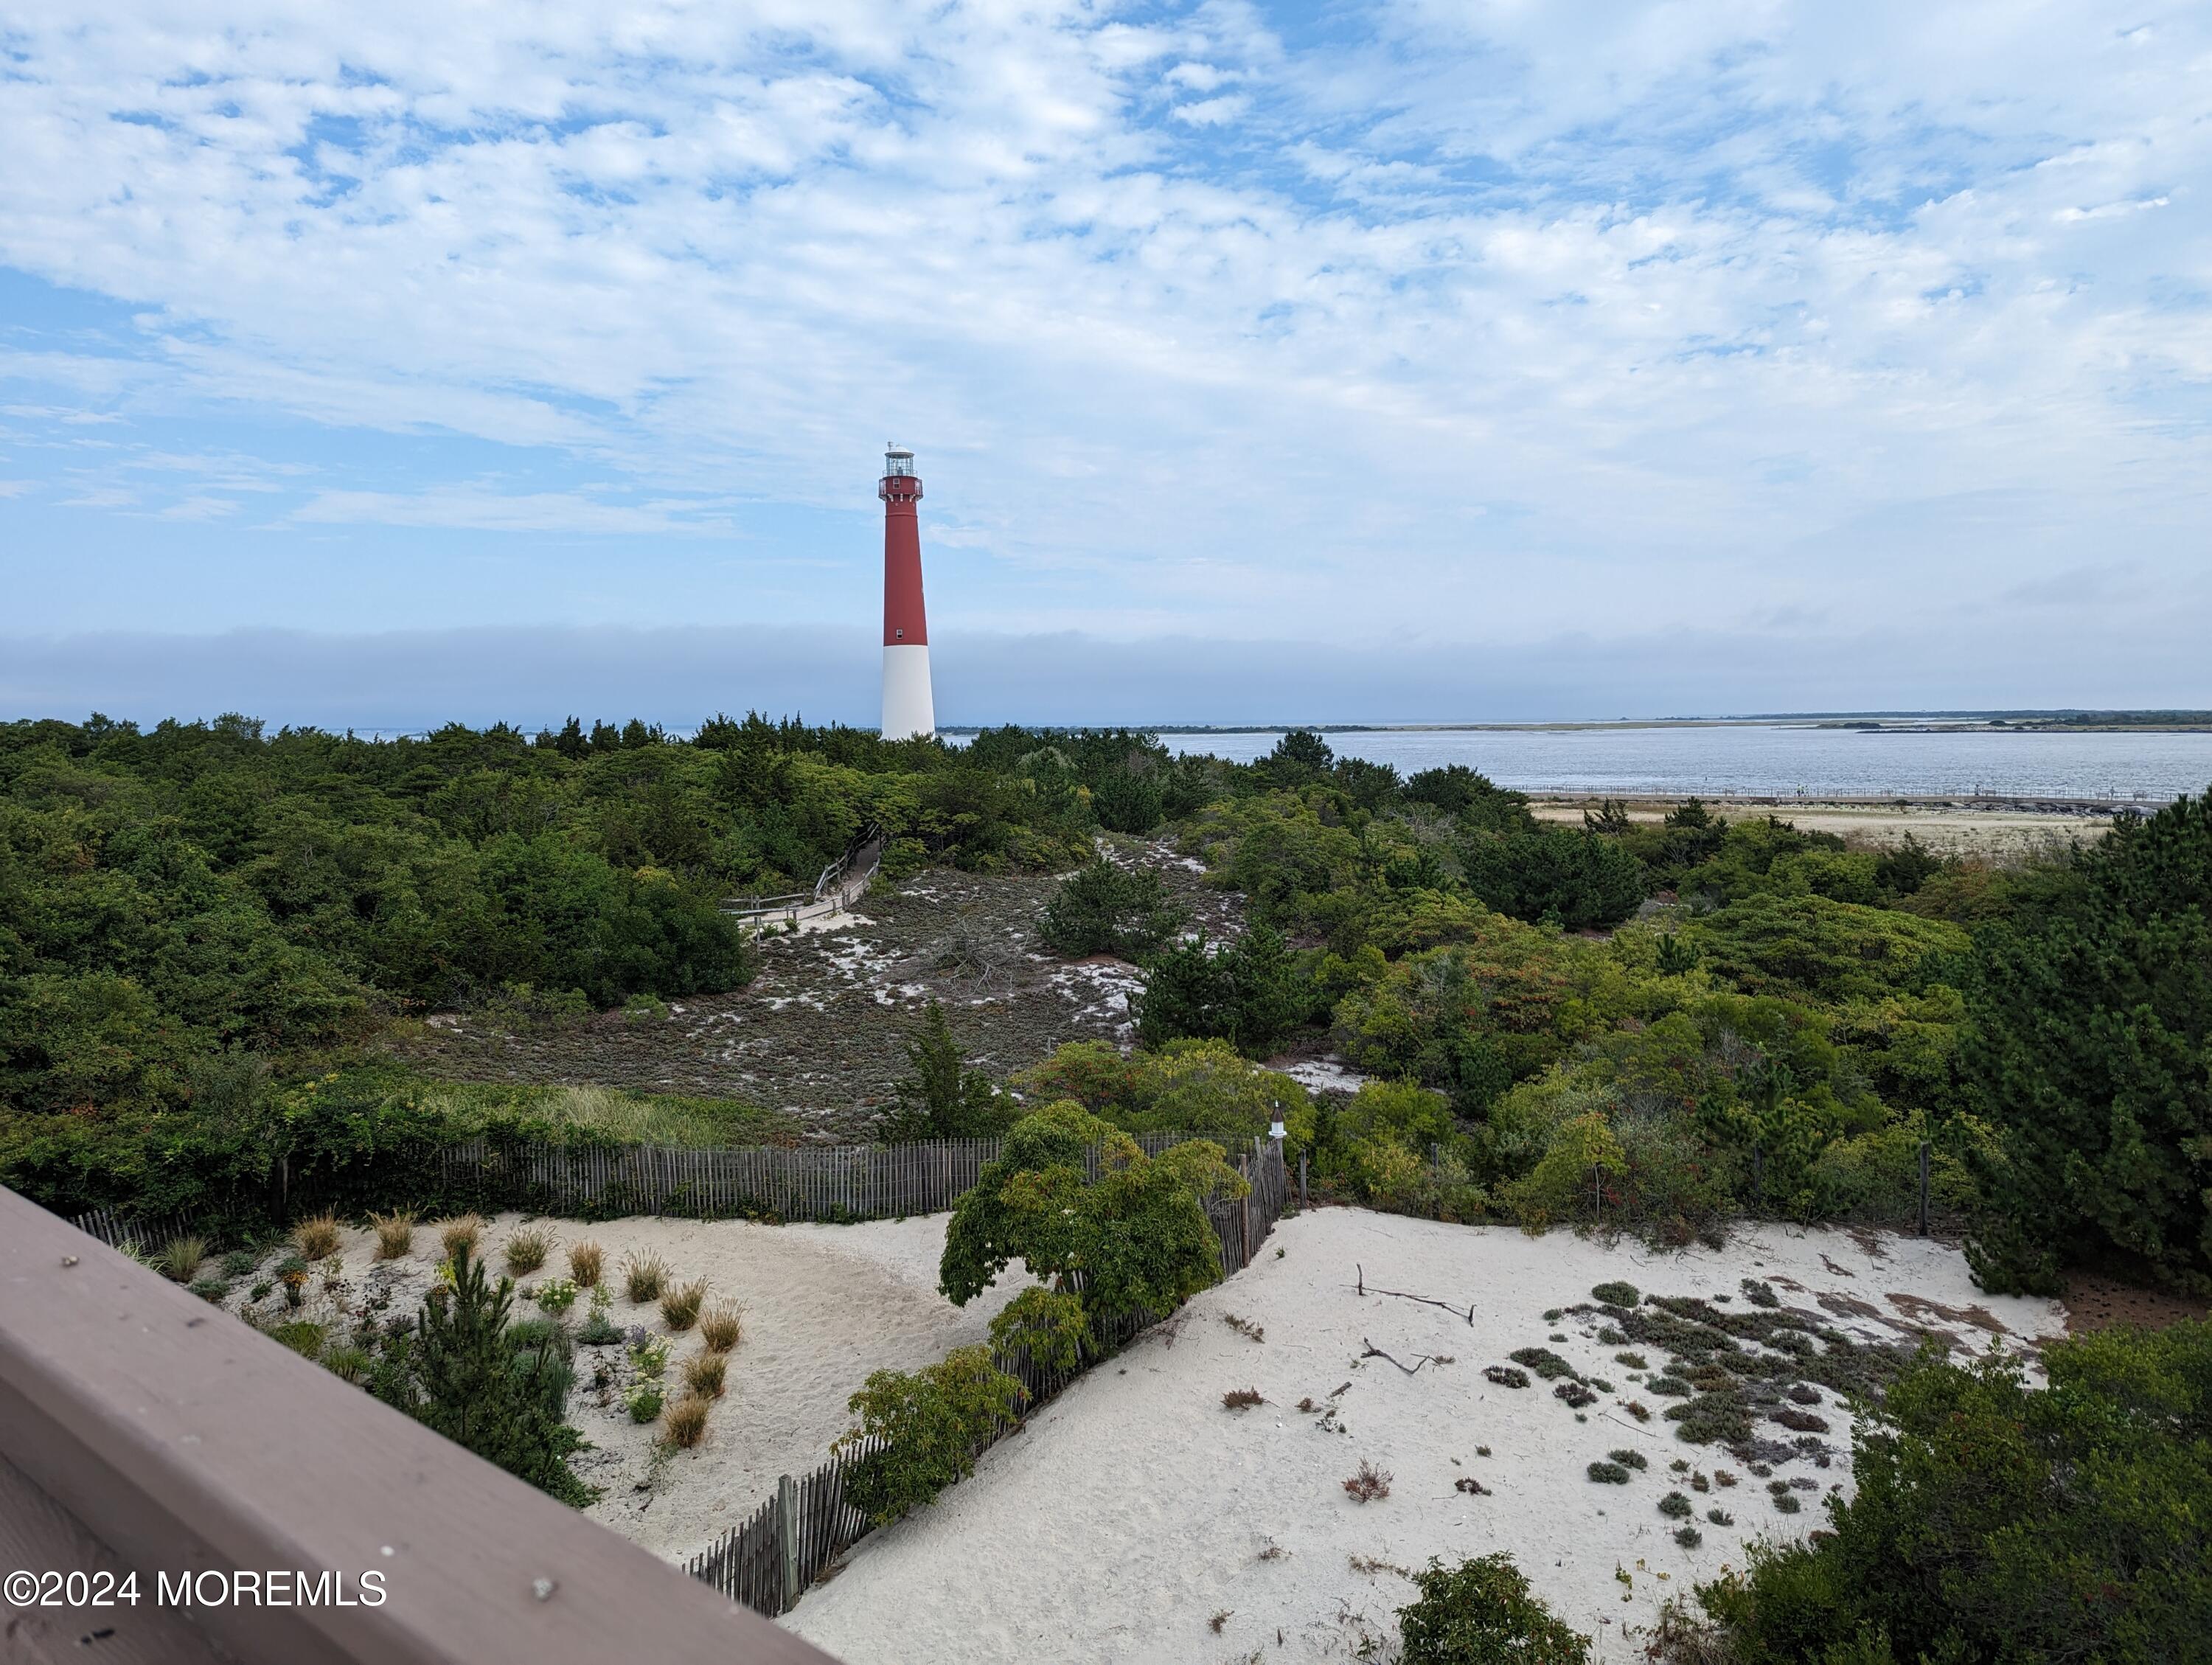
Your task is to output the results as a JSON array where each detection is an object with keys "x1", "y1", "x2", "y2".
[{"x1": 0, "y1": 0, "x2": 2205, "y2": 667}]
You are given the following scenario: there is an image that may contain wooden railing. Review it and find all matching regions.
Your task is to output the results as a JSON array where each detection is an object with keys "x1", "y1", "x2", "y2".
[{"x1": 0, "y1": 1183, "x2": 841, "y2": 1665}]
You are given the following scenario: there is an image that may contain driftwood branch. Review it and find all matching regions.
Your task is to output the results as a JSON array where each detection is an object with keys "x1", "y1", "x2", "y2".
[
  {"x1": 1360, "y1": 1338, "x2": 1435, "y2": 1376},
  {"x1": 1356, "y1": 1263, "x2": 1474, "y2": 1324}
]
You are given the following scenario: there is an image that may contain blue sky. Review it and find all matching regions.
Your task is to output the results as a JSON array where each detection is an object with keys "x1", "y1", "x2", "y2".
[{"x1": 2, "y1": 0, "x2": 2208, "y2": 726}]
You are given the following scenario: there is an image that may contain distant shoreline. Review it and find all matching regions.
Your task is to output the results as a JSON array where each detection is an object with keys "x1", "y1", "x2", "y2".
[{"x1": 941, "y1": 713, "x2": 2212, "y2": 735}]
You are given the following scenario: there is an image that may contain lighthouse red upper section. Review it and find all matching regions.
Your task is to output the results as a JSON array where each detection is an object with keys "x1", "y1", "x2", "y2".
[{"x1": 880, "y1": 448, "x2": 928, "y2": 647}]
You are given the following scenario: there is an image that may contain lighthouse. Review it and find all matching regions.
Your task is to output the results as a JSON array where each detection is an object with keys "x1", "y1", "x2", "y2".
[{"x1": 879, "y1": 444, "x2": 935, "y2": 740}]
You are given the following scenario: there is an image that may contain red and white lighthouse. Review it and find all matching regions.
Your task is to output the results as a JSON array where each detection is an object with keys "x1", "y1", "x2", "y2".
[{"x1": 879, "y1": 444, "x2": 935, "y2": 740}]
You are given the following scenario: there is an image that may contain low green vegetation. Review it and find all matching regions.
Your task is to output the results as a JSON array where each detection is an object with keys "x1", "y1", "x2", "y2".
[
  {"x1": 1037, "y1": 856, "x2": 1184, "y2": 957},
  {"x1": 1397, "y1": 1552, "x2": 1590, "y2": 1664},
  {"x1": 1663, "y1": 1320, "x2": 2212, "y2": 1664},
  {"x1": 835, "y1": 1346, "x2": 1026, "y2": 1526},
  {"x1": 880, "y1": 999, "x2": 1017, "y2": 1140}
]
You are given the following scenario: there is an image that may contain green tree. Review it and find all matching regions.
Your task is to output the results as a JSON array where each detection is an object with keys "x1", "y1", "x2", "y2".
[
  {"x1": 1038, "y1": 857, "x2": 1185, "y2": 957},
  {"x1": 882, "y1": 999, "x2": 1012, "y2": 1140},
  {"x1": 1459, "y1": 827, "x2": 1646, "y2": 930},
  {"x1": 1134, "y1": 925, "x2": 1307, "y2": 1056},
  {"x1": 939, "y1": 1102, "x2": 1246, "y2": 1318},
  {"x1": 1964, "y1": 790, "x2": 2212, "y2": 1293},
  {"x1": 372, "y1": 1244, "x2": 592, "y2": 1506}
]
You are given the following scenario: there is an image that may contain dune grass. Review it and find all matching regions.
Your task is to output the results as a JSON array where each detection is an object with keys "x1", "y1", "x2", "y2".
[{"x1": 406, "y1": 1080, "x2": 796, "y2": 1150}]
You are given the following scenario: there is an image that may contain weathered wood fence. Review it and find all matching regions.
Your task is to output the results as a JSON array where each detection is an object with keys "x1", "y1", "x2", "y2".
[
  {"x1": 685, "y1": 1136, "x2": 1292, "y2": 1617},
  {"x1": 67, "y1": 1129, "x2": 1255, "y2": 1247}
]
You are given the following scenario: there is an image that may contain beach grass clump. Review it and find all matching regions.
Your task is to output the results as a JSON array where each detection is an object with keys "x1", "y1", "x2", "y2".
[
  {"x1": 659, "y1": 1388, "x2": 712, "y2": 1442},
  {"x1": 323, "y1": 1344, "x2": 369, "y2": 1384},
  {"x1": 1484, "y1": 1366, "x2": 1531, "y2": 1388},
  {"x1": 699, "y1": 1308, "x2": 742, "y2": 1353},
  {"x1": 1342, "y1": 1460, "x2": 1391, "y2": 1503},
  {"x1": 1658, "y1": 1491, "x2": 1694, "y2": 1518},
  {"x1": 1608, "y1": 1448, "x2": 1648, "y2": 1470},
  {"x1": 568, "y1": 1240, "x2": 603, "y2": 1287},
  {"x1": 269, "y1": 1320, "x2": 325, "y2": 1358},
  {"x1": 1592, "y1": 1282, "x2": 1640, "y2": 1309},
  {"x1": 622, "y1": 1251, "x2": 670, "y2": 1304},
  {"x1": 504, "y1": 1227, "x2": 551, "y2": 1273},
  {"x1": 158, "y1": 1234, "x2": 208, "y2": 1284},
  {"x1": 1674, "y1": 1526, "x2": 1703, "y2": 1548},
  {"x1": 661, "y1": 1279, "x2": 707, "y2": 1331},
  {"x1": 1773, "y1": 1492, "x2": 1801, "y2": 1514},
  {"x1": 1587, "y1": 1461, "x2": 1631, "y2": 1484},
  {"x1": 1707, "y1": 1508, "x2": 1733, "y2": 1526},
  {"x1": 682, "y1": 1352, "x2": 727, "y2": 1399},
  {"x1": 436, "y1": 1215, "x2": 482, "y2": 1261},
  {"x1": 1222, "y1": 1387, "x2": 1263, "y2": 1410},
  {"x1": 292, "y1": 1214, "x2": 342, "y2": 1261},
  {"x1": 369, "y1": 1211, "x2": 415, "y2": 1259}
]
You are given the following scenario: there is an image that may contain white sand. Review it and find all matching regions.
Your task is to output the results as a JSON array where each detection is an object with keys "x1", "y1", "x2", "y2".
[
  {"x1": 785, "y1": 1208, "x2": 2063, "y2": 1664},
  {"x1": 265, "y1": 1212, "x2": 1036, "y2": 1562}
]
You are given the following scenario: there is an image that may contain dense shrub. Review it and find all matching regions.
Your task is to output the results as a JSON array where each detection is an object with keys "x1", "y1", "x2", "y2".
[
  {"x1": 1680, "y1": 1321, "x2": 2212, "y2": 1663},
  {"x1": 1133, "y1": 925, "x2": 1310, "y2": 1057},
  {"x1": 1397, "y1": 1552, "x2": 1590, "y2": 1664},
  {"x1": 1038, "y1": 858, "x2": 1184, "y2": 957},
  {"x1": 939, "y1": 1103, "x2": 1245, "y2": 1319},
  {"x1": 835, "y1": 1346, "x2": 1026, "y2": 1526},
  {"x1": 1011, "y1": 1038, "x2": 1315, "y2": 1159},
  {"x1": 1459, "y1": 827, "x2": 1646, "y2": 931}
]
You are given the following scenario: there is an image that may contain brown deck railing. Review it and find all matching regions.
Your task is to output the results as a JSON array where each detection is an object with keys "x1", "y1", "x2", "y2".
[{"x1": 0, "y1": 1182, "x2": 841, "y2": 1665}]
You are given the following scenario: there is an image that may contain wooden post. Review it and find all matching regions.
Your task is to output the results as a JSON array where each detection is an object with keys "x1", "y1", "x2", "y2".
[
  {"x1": 778, "y1": 1472, "x2": 799, "y2": 1613},
  {"x1": 1298, "y1": 1153, "x2": 1308, "y2": 1210},
  {"x1": 1752, "y1": 1142, "x2": 1764, "y2": 1209},
  {"x1": 1237, "y1": 1154, "x2": 1251, "y2": 1269},
  {"x1": 1917, "y1": 1140, "x2": 1930, "y2": 1237}
]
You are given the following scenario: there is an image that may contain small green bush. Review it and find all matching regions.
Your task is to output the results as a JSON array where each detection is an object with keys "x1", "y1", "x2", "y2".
[
  {"x1": 222, "y1": 1249, "x2": 259, "y2": 1279},
  {"x1": 1587, "y1": 1461, "x2": 1630, "y2": 1484},
  {"x1": 1396, "y1": 1552, "x2": 1591, "y2": 1664},
  {"x1": 1509, "y1": 1347, "x2": 1576, "y2": 1381},
  {"x1": 323, "y1": 1344, "x2": 369, "y2": 1383},
  {"x1": 1591, "y1": 1282, "x2": 1640, "y2": 1308},
  {"x1": 625, "y1": 1380, "x2": 664, "y2": 1423},
  {"x1": 1674, "y1": 1526, "x2": 1703, "y2": 1549},
  {"x1": 189, "y1": 1276, "x2": 228, "y2": 1302},
  {"x1": 1658, "y1": 1491, "x2": 1693, "y2": 1518},
  {"x1": 1773, "y1": 1492, "x2": 1801, "y2": 1514},
  {"x1": 535, "y1": 1277, "x2": 578, "y2": 1314},
  {"x1": 1608, "y1": 1448, "x2": 1648, "y2": 1470},
  {"x1": 989, "y1": 1287, "x2": 1089, "y2": 1373},
  {"x1": 1648, "y1": 1374, "x2": 1691, "y2": 1397},
  {"x1": 837, "y1": 1346, "x2": 1026, "y2": 1526},
  {"x1": 1615, "y1": 1352, "x2": 1649, "y2": 1371}
]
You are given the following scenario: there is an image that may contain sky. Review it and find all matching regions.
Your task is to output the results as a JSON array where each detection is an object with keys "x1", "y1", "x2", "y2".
[{"x1": 1, "y1": 0, "x2": 2208, "y2": 728}]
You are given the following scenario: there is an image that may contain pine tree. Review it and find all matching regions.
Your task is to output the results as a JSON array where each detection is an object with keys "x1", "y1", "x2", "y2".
[{"x1": 375, "y1": 1244, "x2": 593, "y2": 1505}]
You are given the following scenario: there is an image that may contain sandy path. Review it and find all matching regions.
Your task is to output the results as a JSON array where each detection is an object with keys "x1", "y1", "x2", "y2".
[
  {"x1": 299, "y1": 1212, "x2": 1036, "y2": 1562},
  {"x1": 785, "y1": 1208, "x2": 2062, "y2": 1665}
]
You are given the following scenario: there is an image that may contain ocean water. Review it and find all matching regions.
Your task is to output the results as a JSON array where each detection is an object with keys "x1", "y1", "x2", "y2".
[{"x1": 1152, "y1": 724, "x2": 2212, "y2": 804}]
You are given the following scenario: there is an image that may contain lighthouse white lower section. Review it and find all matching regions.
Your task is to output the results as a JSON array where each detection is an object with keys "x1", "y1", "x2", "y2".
[{"x1": 881, "y1": 644, "x2": 936, "y2": 740}]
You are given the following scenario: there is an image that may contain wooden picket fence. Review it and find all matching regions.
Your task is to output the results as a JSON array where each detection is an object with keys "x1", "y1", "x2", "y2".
[{"x1": 685, "y1": 1137, "x2": 1292, "y2": 1617}]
